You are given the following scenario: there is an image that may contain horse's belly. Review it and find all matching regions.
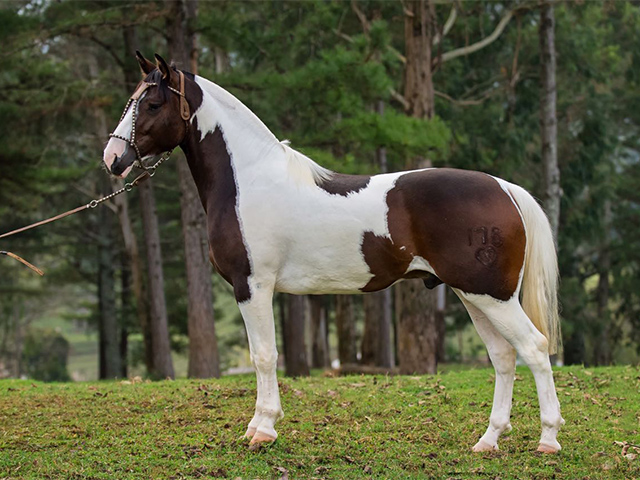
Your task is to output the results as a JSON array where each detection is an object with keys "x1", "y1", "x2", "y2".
[{"x1": 274, "y1": 236, "x2": 374, "y2": 294}]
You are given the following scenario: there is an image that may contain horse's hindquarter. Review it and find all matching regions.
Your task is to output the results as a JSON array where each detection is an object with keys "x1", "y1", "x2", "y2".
[{"x1": 386, "y1": 169, "x2": 527, "y2": 300}]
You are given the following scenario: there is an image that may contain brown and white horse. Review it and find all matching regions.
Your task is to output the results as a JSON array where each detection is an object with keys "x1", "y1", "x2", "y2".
[{"x1": 104, "y1": 53, "x2": 564, "y2": 453}]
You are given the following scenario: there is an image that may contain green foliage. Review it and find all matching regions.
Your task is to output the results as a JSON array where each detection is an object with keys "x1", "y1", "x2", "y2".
[
  {"x1": 1, "y1": 367, "x2": 639, "y2": 478},
  {"x1": 22, "y1": 327, "x2": 71, "y2": 382},
  {"x1": 2, "y1": 0, "x2": 640, "y2": 376}
]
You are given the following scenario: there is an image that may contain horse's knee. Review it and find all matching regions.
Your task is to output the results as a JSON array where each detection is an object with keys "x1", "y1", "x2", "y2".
[{"x1": 252, "y1": 349, "x2": 278, "y2": 371}]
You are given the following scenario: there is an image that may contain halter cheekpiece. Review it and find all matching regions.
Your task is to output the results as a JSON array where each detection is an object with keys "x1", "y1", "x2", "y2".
[{"x1": 109, "y1": 69, "x2": 190, "y2": 170}]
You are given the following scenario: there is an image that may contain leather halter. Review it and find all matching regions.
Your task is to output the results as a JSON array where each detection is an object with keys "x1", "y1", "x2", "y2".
[{"x1": 109, "y1": 70, "x2": 190, "y2": 169}]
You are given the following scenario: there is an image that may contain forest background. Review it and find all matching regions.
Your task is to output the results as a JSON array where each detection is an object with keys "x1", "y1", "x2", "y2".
[{"x1": 1, "y1": 0, "x2": 639, "y2": 382}]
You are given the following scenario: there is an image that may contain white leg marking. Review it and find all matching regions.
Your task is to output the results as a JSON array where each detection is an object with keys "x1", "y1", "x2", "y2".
[
  {"x1": 238, "y1": 282, "x2": 283, "y2": 443},
  {"x1": 459, "y1": 292, "x2": 564, "y2": 453},
  {"x1": 456, "y1": 291, "x2": 515, "y2": 452}
]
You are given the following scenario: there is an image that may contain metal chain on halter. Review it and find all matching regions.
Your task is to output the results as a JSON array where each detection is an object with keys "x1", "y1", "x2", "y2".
[{"x1": 87, "y1": 148, "x2": 173, "y2": 209}]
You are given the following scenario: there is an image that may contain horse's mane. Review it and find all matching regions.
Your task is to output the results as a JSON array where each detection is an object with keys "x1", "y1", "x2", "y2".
[
  {"x1": 280, "y1": 141, "x2": 334, "y2": 186},
  {"x1": 194, "y1": 75, "x2": 334, "y2": 187}
]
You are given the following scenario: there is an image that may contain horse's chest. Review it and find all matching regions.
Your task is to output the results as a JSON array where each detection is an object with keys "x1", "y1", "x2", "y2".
[{"x1": 206, "y1": 206, "x2": 252, "y2": 301}]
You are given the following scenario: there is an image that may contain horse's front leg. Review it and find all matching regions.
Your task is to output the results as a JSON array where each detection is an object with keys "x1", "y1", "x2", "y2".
[{"x1": 237, "y1": 281, "x2": 283, "y2": 444}]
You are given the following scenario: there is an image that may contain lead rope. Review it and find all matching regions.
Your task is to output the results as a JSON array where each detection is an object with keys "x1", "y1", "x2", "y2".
[
  {"x1": 0, "y1": 150, "x2": 173, "y2": 275},
  {"x1": 2, "y1": 69, "x2": 190, "y2": 275}
]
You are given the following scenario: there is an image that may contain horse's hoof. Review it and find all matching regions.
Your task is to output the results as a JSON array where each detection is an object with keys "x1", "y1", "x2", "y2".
[
  {"x1": 244, "y1": 427, "x2": 256, "y2": 440},
  {"x1": 249, "y1": 430, "x2": 277, "y2": 445},
  {"x1": 472, "y1": 440, "x2": 498, "y2": 452},
  {"x1": 537, "y1": 442, "x2": 560, "y2": 454}
]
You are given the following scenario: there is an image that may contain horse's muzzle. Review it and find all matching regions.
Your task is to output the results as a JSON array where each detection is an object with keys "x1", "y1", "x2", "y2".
[{"x1": 110, "y1": 150, "x2": 136, "y2": 177}]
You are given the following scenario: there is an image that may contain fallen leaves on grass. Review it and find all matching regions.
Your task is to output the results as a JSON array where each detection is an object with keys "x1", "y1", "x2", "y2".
[
  {"x1": 274, "y1": 466, "x2": 288, "y2": 479},
  {"x1": 614, "y1": 441, "x2": 640, "y2": 460}
]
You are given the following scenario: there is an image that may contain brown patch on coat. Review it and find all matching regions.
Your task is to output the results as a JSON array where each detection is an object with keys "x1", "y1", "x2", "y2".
[
  {"x1": 360, "y1": 233, "x2": 412, "y2": 291},
  {"x1": 183, "y1": 122, "x2": 252, "y2": 303},
  {"x1": 317, "y1": 174, "x2": 371, "y2": 197},
  {"x1": 361, "y1": 169, "x2": 525, "y2": 300}
]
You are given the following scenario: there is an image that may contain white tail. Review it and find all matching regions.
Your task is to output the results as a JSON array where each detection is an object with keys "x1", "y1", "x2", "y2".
[{"x1": 506, "y1": 183, "x2": 561, "y2": 354}]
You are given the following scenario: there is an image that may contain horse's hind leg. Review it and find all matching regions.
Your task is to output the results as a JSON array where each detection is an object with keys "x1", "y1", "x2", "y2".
[
  {"x1": 456, "y1": 291, "x2": 516, "y2": 452},
  {"x1": 460, "y1": 292, "x2": 564, "y2": 453}
]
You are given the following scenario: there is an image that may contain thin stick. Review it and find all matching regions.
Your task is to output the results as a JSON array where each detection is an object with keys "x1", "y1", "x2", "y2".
[{"x1": 0, "y1": 251, "x2": 45, "y2": 276}]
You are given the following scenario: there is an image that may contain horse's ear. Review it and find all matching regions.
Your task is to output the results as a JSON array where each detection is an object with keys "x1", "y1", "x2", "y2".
[
  {"x1": 154, "y1": 53, "x2": 173, "y2": 80},
  {"x1": 136, "y1": 51, "x2": 156, "y2": 75}
]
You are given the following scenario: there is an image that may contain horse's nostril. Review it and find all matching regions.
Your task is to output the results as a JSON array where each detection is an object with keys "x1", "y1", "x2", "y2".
[{"x1": 111, "y1": 155, "x2": 125, "y2": 175}]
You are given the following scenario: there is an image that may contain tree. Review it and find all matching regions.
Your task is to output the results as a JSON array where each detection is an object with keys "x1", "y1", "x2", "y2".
[
  {"x1": 97, "y1": 173, "x2": 121, "y2": 379},
  {"x1": 122, "y1": 25, "x2": 175, "y2": 380},
  {"x1": 166, "y1": 0, "x2": 221, "y2": 379},
  {"x1": 395, "y1": 0, "x2": 440, "y2": 375},
  {"x1": 309, "y1": 295, "x2": 330, "y2": 369},
  {"x1": 281, "y1": 294, "x2": 310, "y2": 377},
  {"x1": 539, "y1": 1, "x2": 560, "y2": 239},
  {"x1": 335, "y1": 295, "x2": 358, "y2": 367}
]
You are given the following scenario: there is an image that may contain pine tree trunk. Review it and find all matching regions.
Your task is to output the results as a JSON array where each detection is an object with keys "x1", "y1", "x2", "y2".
[
  {"x1": 120, "y1": 252, "x2": 130, "y2": 378},
  {"x1": 97, "y1": 175, "x2": 121, "y2": 379},
  {"x1": 403, "y1": 0, "x2": 436, "y2": 120},
  {"x1": 112, "y1": 177, "x2": 153, "y2": 373},
  {"x1": 361, "y1": 294, "x2": 380, "y2": 366},
  {"x1": 166, "y1": 0, "x2": 221, "y2": 378},
  {"x1": 309, "y1": 295, "x2": 330, "y2": 369},
  {"x1": 282, "y1": 294, "x2": 310, "y2": 377},
  {"x1": 397, "y1": 0, "x2": 440, "y2": 375},
  {"x1": 436, "y1": 284, "x2": 447, "y2": 363},
  {"x1": 396, "y1": 279, "x2": 438, "y2": 374},
  {"x1": 335, "y1": 295, "x2": 358, "y2": 366},
  {"x1": 540, "y1": 2, "x2": 560, "y2": 239},
  {"x1": 120, "y1": 24, "x2": 155, "y2": 374},
  {"x1": 595, "y1": 200, "x2": 612, "y2": 365},
  {"x1": 121, "y1": 24, "x2": 174, "y2": 379},
  {"x1": 362, "y1": 293, "x2": 393, "y2": 367},
  {"x1": 89, "y1": 54, "x2": 122, "y2": 380},
  {"x1": 361, "y1": 100, "x2": 394, "y2": 369},
  {"x1": 139, "y1": 181, "x2": 175, "y2": 379}
]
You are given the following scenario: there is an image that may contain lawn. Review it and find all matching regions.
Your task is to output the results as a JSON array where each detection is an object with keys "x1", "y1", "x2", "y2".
[{"x1": 0, "y1": 366, "x2": 639, "y2": 479}]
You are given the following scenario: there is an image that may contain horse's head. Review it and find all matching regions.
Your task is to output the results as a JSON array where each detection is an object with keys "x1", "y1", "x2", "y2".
[{"x1": 103, "y1": 52, "x2": 191, "y2": 178}]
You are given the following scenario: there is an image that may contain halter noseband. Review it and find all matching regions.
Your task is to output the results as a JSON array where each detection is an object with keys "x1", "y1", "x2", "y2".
[{"x1": 109, "y1": 70, "x2": 190, "y2": 170}]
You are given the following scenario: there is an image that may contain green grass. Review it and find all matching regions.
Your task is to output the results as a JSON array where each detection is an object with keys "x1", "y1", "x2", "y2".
[{"x1": 1, "y1": 366, "x2": 639, "y2": 479}]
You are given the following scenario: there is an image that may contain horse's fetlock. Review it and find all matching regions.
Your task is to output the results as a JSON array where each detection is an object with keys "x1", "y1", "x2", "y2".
[
  {"x1": 258, "y1": 406, "x2": 283, "y2": 420},
  {"x1": 541, "y1": 414, "x2": 563, "y2": 430},
  {"x1": 489, "y1": 416, "x2": 511, "y2": 433}
]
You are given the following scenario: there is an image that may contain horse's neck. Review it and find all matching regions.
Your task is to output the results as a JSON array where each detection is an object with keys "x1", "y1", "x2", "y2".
[
  {"x1": 181, "y1": 77, "x2": 286, "y2": 212},
  {"x1": 194, "y1": 76, "x2": 281, "y2": 166}
]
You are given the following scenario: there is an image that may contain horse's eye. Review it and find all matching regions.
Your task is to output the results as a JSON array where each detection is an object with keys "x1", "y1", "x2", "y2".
[{"x1": 148, "y1": 103, "x2": 162, "y2": 111}]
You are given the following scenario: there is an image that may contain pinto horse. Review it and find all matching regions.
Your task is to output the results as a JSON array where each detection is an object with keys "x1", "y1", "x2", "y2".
[{"x1": 103, "y1": 53, "x2": 564, "y2": 453}]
